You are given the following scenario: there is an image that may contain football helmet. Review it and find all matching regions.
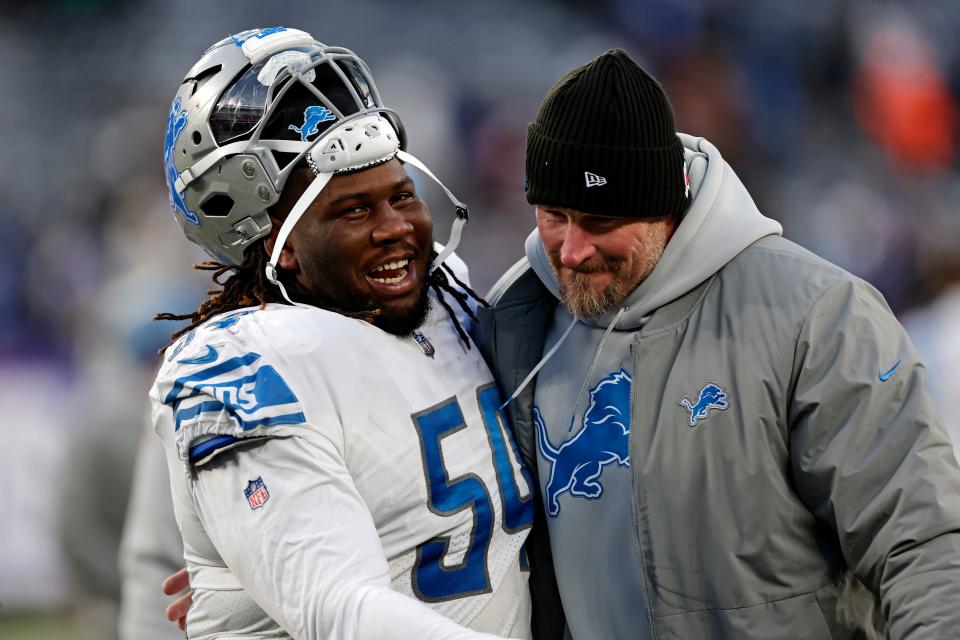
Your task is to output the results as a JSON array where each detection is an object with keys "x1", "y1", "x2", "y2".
[{"x1": 163, "y1": 26, "x2": 467, "y2": 291}]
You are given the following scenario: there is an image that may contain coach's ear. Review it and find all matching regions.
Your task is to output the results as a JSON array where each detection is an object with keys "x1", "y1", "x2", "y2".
[{"x1": 263, "y1": 229, "x2": 299, "y2": 272}]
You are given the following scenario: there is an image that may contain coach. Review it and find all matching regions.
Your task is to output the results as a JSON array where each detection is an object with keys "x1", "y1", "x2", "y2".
[{"x1": 479, "y1": 49, "x2": 960, "y2": 639}]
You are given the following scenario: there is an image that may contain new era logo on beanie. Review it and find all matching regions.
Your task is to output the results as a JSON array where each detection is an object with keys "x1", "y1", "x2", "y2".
[
  {"x1": 525, "y1": 49, "x2": 690, "y2": 218},
  {"x1": 585, "y1": 171, "x2": 607, "y2": 187}
]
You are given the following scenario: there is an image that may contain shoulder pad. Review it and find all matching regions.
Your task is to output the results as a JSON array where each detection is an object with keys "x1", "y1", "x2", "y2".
[
  {"x1": 156, "y1": 324, "x2": 305, "y2": 463},
  {"x1": 161, "y1": 349, "x2": 304, "y2": 431}
]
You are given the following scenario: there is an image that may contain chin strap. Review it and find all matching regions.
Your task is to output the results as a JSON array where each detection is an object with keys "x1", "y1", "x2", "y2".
[
  {"x1": 264, "y1": 151, "x2": 469, "y2": 307},
  {"x1": 265, "y1": 171, "x2": 332, "y2": 308},
  {"x1": 396, "y1": 150, "x2": 468, "y2": 272}
]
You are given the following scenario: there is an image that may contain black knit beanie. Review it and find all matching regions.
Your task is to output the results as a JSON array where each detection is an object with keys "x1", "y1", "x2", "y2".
[{"x1": 525, "y1": 49, "x2": 689, "y2": 218}]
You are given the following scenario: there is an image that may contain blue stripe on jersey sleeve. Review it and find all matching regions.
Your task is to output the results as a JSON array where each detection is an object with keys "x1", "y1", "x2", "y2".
[
  {"x1": 174, "y1": 400, "x2": 228, "y2": 432},
  {"x1": 239, "y1": 412, "x2": 307, "y2": 430},
  {"x1": 164, "y1": 353, "x2": 262, "y2": 405},
  {"x1": 164, "y1": 352, "x2": 305, "y2": 432},
  {"x1": 189, "y1": 434, "x2": 241, "y2": 462},
  {"x1": 169, "y1": 365, "x2": 299, "y2": 416}
]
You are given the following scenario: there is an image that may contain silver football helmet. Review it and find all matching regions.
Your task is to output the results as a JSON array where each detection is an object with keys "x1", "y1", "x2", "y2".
[{"x1": 163, "y1": 26, "x2": 467, "y2": 297}]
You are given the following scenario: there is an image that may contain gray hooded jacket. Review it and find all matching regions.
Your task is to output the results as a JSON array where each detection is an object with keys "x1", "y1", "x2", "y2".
[{"x1": 477, "y1": 135, "x2": 960, "y2": 639}]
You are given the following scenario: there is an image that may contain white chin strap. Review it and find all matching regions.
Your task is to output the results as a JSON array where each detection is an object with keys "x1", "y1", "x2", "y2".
[
  {"x1": 396, "y1": 150, "x2": 469, "y2": 272},
  {"x1": 264, "y1": 170, "x2": 332, "y2": 308},
  {"x1": 264, "y1": 150, "x2": 469, "y2": 307}
]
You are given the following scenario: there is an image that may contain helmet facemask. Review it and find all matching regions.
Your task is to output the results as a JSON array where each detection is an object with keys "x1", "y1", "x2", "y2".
[{"x1": 165, "y1": 27, "x2": 467, "y2": 307}]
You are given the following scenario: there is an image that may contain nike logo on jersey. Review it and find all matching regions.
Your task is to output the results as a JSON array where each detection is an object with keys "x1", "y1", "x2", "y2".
[
  {"x1": 178, "y1": 345, "x2": 219, "y2": 365},
  {"x1": 879, "y1": 360, "x2": 901, "y2": 382}
]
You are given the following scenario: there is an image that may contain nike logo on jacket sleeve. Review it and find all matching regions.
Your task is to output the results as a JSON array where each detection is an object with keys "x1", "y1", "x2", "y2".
[{"x1": 879, "y1": 360, "x2": 901, "y2": 382}]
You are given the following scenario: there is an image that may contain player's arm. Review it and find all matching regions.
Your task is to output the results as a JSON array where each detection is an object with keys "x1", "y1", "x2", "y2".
[
  {"x1": 789, "y1": 278, "x2": 960, "y2": 638},
  {"x1": 189, "y1": 430, "x2": 512, "y2": 640}
]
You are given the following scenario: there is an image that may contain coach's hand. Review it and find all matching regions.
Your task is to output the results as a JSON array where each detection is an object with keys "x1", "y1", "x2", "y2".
[{"x1": 162, "y1": 567, "x2": 193, "y2": 631}]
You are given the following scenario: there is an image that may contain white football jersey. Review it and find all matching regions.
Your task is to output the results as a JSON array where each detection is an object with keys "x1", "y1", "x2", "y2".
[{"x1": 151, "y1": 261, "x2": 534, "y2": 640}]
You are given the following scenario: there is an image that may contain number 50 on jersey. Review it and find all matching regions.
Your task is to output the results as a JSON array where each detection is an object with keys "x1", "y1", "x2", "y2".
[{"x1": 411, "y1": 384, "x2": 534, "y2": 601}]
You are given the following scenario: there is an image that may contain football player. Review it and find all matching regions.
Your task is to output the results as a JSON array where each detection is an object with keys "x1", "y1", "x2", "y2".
[{"x1": 153, "y1": 27, "x2": 533, "y2": 638}]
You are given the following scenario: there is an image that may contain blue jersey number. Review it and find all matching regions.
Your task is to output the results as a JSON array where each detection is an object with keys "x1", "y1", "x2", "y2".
[{"x1": 411, "y1": 384, "x2": 533, "y2": 602}]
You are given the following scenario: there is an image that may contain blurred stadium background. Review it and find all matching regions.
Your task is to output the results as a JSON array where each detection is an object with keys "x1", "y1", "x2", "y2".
[{"x1": 2, "y1": 0, "x2": 959, "y2": 638}]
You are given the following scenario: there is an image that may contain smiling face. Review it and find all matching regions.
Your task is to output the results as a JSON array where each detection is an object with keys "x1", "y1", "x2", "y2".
[
  {"x1": 266, "y1": 158, "x2": 434, "y2": 334},
  {"x1": 536, "y1": 205, "x2": 679, "y2": 317}
]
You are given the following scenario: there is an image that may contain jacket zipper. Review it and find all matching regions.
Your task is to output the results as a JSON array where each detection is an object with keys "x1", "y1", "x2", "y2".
[{"x1": 630, "y1": 341, "x2": 659, "y2": 640}]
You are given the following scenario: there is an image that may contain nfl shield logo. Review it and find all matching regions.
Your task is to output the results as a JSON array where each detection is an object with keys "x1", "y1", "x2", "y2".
[
  {"x1": 244, "y1": 477, "x2": 270, "y2": 509},
  {"x1": 412, "y1": 331, "x2": 435, "y2": 358}
]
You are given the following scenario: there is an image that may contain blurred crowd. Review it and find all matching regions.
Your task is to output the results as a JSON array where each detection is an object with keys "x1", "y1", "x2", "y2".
[{"x1": 1, "y1": 0, "x2": 958, "y2": 637}]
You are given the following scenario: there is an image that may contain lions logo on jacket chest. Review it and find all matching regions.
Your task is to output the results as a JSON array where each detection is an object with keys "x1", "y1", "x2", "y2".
[
  {"x1": 535, "y1": 369, "x2": 632, "y2": 517},
  {"x1": 679, "y1": 382, "x2": 729, "y2": 427}
]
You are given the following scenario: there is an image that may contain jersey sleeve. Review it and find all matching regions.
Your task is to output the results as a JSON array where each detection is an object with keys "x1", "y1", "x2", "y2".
[
  {"x1": 152, "y1": 315, "x2": 310, "y2": 466},
  {"x1": 788, "y1": 278, "x2": 960, "y2": 638},
  {"x1": 190, "y1": 431, "x2": 515, "y2": 640}
]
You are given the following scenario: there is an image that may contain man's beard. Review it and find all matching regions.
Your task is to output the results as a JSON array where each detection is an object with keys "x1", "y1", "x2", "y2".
[
  {"x1": 280, "y1": 273, "x2": 432, "y2": 336},
  {"x1": 370, "y1": 282, "x2": 432, "y2": 335},
  {"x1": 548, "y1": 234, "x2": 668, "y2": 318}
]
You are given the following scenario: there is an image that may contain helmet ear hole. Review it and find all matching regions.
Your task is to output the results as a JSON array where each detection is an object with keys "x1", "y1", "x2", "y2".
[
  {"x1": 200, "y1": 194, "x2": 235, "y2": 217},
  {"x1": 192, "y1": 131, "x2": 202, "y2": 145}
]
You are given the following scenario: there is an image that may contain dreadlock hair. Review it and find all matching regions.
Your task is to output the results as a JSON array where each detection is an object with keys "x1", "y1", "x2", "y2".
[
  {"x1": 431, "y1": 254, "x2": 489, "y2": 348},
  {"x1": 157, "y1": 245, "x2": 488, "y2": 350},
  {"x1": 156, "y1": 243, "x2": 285, "y2": 345}
]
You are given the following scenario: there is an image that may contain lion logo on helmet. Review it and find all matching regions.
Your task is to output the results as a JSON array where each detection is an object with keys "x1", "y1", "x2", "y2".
[
  {"x1": 163, "y1": 97, "x2": 200, "y2": 225},
  {"x1": 289, "y1": 106, "x2": 337, "y2": 142}
]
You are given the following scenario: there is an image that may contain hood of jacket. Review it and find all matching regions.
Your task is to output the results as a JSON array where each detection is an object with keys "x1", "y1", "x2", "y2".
[{"x1": 526, "y1": 134, "x2": 783, "y2": 329}]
